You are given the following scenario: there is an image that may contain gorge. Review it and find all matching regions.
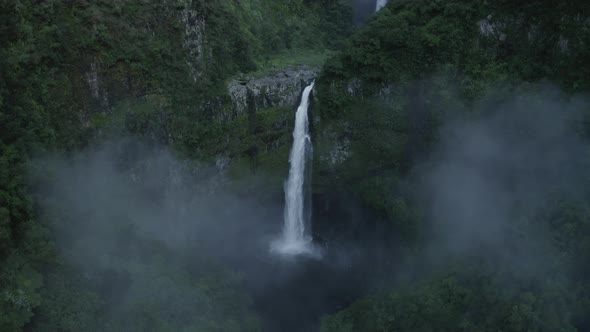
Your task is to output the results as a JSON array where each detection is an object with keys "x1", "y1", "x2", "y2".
[{"x1": 2, "y1": 1, "x2": 590, "y2": 332}]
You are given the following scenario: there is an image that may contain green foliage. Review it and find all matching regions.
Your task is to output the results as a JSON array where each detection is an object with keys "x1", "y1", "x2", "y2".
[
  {"x1": 30, "y1": 269, "x2": 102, "y2": 332},
  {"x1": 0, "y1": 255, "x2": 43, "y2": 331},
  {"x1": 320, "y1": 0, "x2": 590, "y2": 102},
  {"x1": 0, "y1": 0, "x2": 353, "y2": 330},
  {"x1": 222, "y1": 0, "x2": 351, "y2": 61},
  {"x1": 322, "y1": 1, "x2": 479, "y2": 84},
  {"x1": 316, "y1": 2, "x2": 590, "y2": 330},
  {"x1": 226, "y1": 106, "x2": 293, "y2": 185},
  {"x1": 30, "y1": 261, "x2": 261, "y2": 332},
  {"x1": 321, "y1": 274, "x2": 577, "y2": 332},
  {"x1": 4, "y1": 0, "x2": 590, "y2": 330},
  {"x1": 315, "y1": 0, "x2": 590, "y2": 244},
  {"x1": 245, "y1": 49, "x2": 333, "y2": 79}
]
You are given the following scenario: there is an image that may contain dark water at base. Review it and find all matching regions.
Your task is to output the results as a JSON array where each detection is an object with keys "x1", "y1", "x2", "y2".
[
  {"x1": 246, "y1": 253, "x2": 366, "y2": 332},
  {"x1": 224, "y1": 192, "x2": 397, "y2": 332}
]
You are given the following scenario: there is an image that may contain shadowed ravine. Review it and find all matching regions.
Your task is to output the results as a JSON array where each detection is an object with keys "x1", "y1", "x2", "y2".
[{"x1": 223, "y1": 188, "x2": 397, "y2": 332}]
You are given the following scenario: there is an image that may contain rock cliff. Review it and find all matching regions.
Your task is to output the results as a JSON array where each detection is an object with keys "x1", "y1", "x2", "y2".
[{"x1": 227, "y1": 65, "x2": 320, "y2": 116}]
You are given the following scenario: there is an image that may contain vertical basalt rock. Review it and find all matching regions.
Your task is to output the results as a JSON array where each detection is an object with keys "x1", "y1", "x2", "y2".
[
  {"x1": 84, "y1": 60, "x2": 111, "y2": 114},
  {"x1": 246, "y1": 87, "x2": 259, "y2": 168},
  {"x1": 179, "y1": 0, "x2": 208, "y2": 82},
  {"x1": 227, "y1": 65, "x2": 320, "y2": 117}
]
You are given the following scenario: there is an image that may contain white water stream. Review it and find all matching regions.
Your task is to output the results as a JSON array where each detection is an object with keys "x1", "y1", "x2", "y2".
[{"x1": 271, "y1": 82, "x2": 320, "y2": 257}]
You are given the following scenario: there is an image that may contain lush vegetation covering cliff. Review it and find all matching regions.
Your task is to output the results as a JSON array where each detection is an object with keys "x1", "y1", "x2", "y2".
[
  {"x1": 0, "y1": 1, "x2": 349, "y2": 330},
  {"x1": 316, "y1": 1, "x2": 590, "y2": 331}
]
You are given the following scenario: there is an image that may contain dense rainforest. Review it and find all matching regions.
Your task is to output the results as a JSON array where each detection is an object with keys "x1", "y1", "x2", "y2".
[{"x1": 2, "y1": 0, "x2": 590, "y2": 331}]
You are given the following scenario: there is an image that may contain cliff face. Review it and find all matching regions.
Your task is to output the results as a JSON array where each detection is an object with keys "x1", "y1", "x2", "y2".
[
  {"x1": 40, "y1": 0, "x2": 354, "y2": 165},
  {"x1": 227, "y1": 66, "x2": 320, "y2": 116},
  {"x1": 180, "y1": 1, "x2": 208, "y2": 82},
  {"x1": 19, "y1": 1, "x2": 328, "y2": 116},
  {"x1": 1, "y1": 2, "x2": 354, "y2": 331},
  {"x1": 321, "y1": 3, "x2": 590, "y2": 103},
  {"x1": 309, "y1": 0, "x2": 590, "y2": 233}
]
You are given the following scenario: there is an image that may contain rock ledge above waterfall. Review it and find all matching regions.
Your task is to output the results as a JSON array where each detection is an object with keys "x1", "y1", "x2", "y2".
[{"x1": 227, "y1": 65, "x2": 320, "y2": 115}]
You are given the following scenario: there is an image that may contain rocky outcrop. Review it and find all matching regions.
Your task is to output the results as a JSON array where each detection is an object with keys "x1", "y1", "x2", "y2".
[
  {"x1": 179, "y1": 0, "x2": 208, "y2": 82},
  {"x1": 227, "y1": 65, "x2": 320, "y2": 116},
  {"x1": 478, "y1": 14, "x2": 580, "y2": 54},
  {"x1": 84, "y1": 60, "x2": 111, "y2": 113},
  {"x1": 320, "y1": 132, "x2": 352, "y2": 168},
  {"x1": 478, "y1": 15, "x2": 507, "y2": 41}
]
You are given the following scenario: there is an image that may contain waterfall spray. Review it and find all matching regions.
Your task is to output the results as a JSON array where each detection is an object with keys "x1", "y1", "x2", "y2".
[{"x1": 271, "y1": 82, "x2": 320, "y2": 258}]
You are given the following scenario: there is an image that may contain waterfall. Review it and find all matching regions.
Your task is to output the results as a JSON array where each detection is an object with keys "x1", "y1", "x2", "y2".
[
  {"x1": 375, "y1": 0, "x2": 388, "y2": 12},
  {"x1": 271, "y1": 82, "x2": 320, "y2": 257}
]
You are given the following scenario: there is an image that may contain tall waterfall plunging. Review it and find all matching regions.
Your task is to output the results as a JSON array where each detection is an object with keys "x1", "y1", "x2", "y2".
[
  {"x1": 375, "y1": 0, "x2": 388, "y2": 12},
  {"x1": 271, "y1": 82, "x2": 320, "y2": 258}
]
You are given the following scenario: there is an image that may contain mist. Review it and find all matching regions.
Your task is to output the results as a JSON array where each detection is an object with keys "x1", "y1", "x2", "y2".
[
  {"x1": 29, "y1": 85, "x2": 590, "y2": 331},
  {"x1": 35, "y1": 141, "x2": 277, "y2": 261},
  {"x1": 31, "y1": 140, "x2": 284, "y2": 330},
  {"x1": 31, "y1": 139, "x2": 367, "y2": 331},
  {"x1": 404, "y1": 85, "x2": 590, "y2": 285},
  {"x1": 352, "y1": 0, "x2": 380, "y2": 25}
]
